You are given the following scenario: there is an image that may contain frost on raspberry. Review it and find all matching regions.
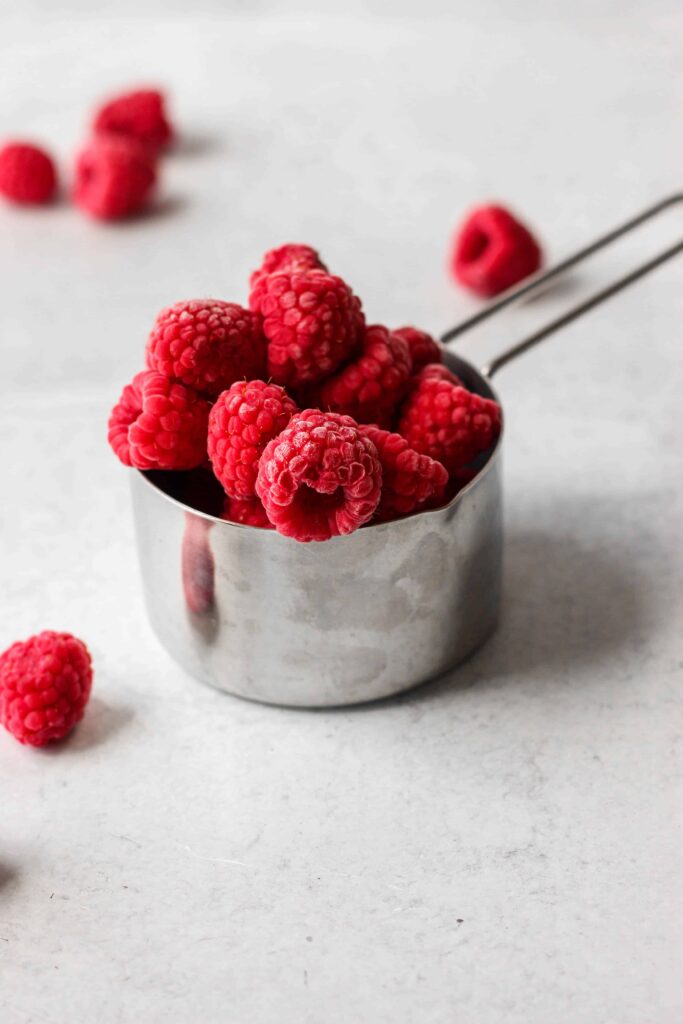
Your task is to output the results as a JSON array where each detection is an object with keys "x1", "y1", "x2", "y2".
[
  {"x1": 255, "y1": 270, "x2": 364, "y2": 388},
  {"x1": 317, "y1": 325, "x2": 412, "y2": 428},
  {"x1": 249, "y1": 244, "x2": 327, "y2": 312},
  {"x1": 255, "y1": 410, "x2": 382, "y2": 542},
  {"x1": 93, "y1": 87, "x2": 173, "y2": 152},
  {"x1": 73, "y1": 135, "x2": 157, "y2": 220},
  {"x1": 146, "y1": 299, "x2": 266, "y2": 397},
  {"x1": 398, "y1": 377, "x2": 502, "y2": 475},
  {"x1": 0, "y1": 142, "x2": 57, "y2": 205},
  {"x1": 360, "y1": 425, "x2": 448, "y2": 521},
  {"x1": 208, "y1": 379, "x2": 298, "y2": 500},
  {"x1": 108, "y1": 370, "x2": 210, "y2": 470},
  {"x1": 451, "y1": 204, "x2": 542, "y2": 297},
  {"x1": 0, "y1": 631, "x2": 93, "y2": 746},
  {"x1": 393, "y1": 327, "x2": 443, "y2": 373}
]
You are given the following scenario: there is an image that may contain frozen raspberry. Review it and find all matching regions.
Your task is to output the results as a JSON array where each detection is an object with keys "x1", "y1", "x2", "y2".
[
  {"x1": 93, "y1": 88, "x2": 173, "y2": 152},
  {"x1": 256, "y1": 410, "x2": 382, "y2": 542},
  {"x1": 398, "y1": 377, "x2": 502, "y2": 474},
  {"x1": 360, "y1": 425, "x2": 448, "y2": 521},
  {"x1": 73, "y1": 136, "x2": 156, "y2": 220},
  {"x1": 249, "y1": 244, "x2": 326, "y2": 312},
  {"x1": 221, "y1": 496, "x2": 273, "y2": 529},
  {"x1": 0, "y1": 631, "x2": 93, "y2": 746},
  {"x1": 108, "y1": 370, "x2": 210, "y2": 470},
  {"x1": 208, "y1": 380, "x2": 298, "y2": 500},
  {"x1": 181, "y1": 515, "x2": 215, "y2": 615},
  {"x1": 451, "y1": 204, "x2": 542, "y2": 297},
  {"x1": 317, "y1": 325, "x2": 412, "y2": 428},
  {"x1": 393, "y1": 327, "x2": 443, "y2": 372},
  {"x1": 253, "y1": 270, "x2": 364, "y2": 387},
  {"x1": 0, "y1": 142, "x2": 57, "y2": 205},
  {"x1": 146, "y1": 299, "x2": 266, "y2": 398}
]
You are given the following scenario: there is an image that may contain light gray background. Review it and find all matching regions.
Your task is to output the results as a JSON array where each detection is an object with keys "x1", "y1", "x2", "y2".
[{"x1": 1, "y1": 2, "x2": 682, "y2": 1022}]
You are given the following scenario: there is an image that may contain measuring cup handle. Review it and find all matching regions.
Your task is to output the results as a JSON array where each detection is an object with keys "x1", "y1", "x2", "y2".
[{"x1": 440, "y1": 193, "x2": 683, "y2": 378}]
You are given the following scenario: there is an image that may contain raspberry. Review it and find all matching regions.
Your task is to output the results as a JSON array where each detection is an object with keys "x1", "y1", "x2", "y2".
[
  {"x1": 108, "y1": 370, "x2": 210, "y2": 470},
  {"x1": 221, "y1": 496, "x2": 273, "y2": 529},
  {"x1": 408, "y1": 362, "x2": 464, "y2": 389},
  {"x1": 93, "y1": 88, "x2": 173, "y2": 152},
  {"x1": 146, "y1": 299, "x2": 266, "y2": 397},
  {"x1": 73, "y1": 136, "x2": 157, "y2": 220},
  {"x1": 254, "y1": 270, "x2": 364, "y2": 387},
  {"x1": 181, "y1": 515, "x2": 215, "y2": 615},
  {"x1": 451, "y1": 204, "x2": 542, "y2": 297},
  {"x1": 317, "y1": 325, "x2": 412, "y2": 428},
  {"x1": 0, "y1": 631, "x2": 93, "y2": 746},
  {"x1": 208, "y1": 380, "x2": 298, "y2": 499},
  {"x1": 393, "y1": 327, "x2": 443, "y2": 372},
  {"x1": 398, "y1": 377, "x2": 502, "y2": 474},
  {"x1": 255, "y1": 410, "x2": 382, "y2": 542},
  {"x1": 0, "y1": 142, "x2": 57, "y2": 205},
  {"x1": 249, "y1": 244, "x2": 326, "y2": 312},
  {"x1": 360, "y1": 425, "x2": 448, "y2": 521}
]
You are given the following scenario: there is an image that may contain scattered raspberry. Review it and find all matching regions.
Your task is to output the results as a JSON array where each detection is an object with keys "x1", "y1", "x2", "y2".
[
  {"x1": 181, "y1": 515, "x2": 215, "y2": 615},
  {"x1": 146, "y1": 299, "x2": 266, "y2": 398},
  {"x1": 249, "y1": 244, "x2": 327, "y2": 312},
  {"x1": 0, "y1": 142, "x2": 57, "y2": 205},
  {"x1": 108, "y1": 370, "x2": 210, "y2": 470},
  {"x1": 256, "y1": 410, "x2": 382, "y2": 542},
  {"x1": 93, "y1": 88, "x2": 173, "y2": 152},
  {"x1": 360, "y1": 425, "x2": 448, "y2": 521},
  {"x1": 253, "y1": 270, "x2": 364, "y2": 387},
  {"x1": 398, "y1": 377, "x2": 502, "y2": 474},
  {"x1": 0, "y1": 631, "x2": 93, "y2": 746},
  {"x1": 393, "y1": 327, "x2": 443, "y2": 372},
  {"x1": 221, "y1": 496, "x2": 273, "y2": 529},
  {"x1": 451, "y1": 204, "x2": 542, "y2": 297},
  {"x1": 73, "y1": 136, "x2": 157, "y2": 220},
  {"x1": 317, "y1": 325, "x2": 412, "y2": 427},
  {"x1": 208, "y1": 380, "x2": 298, "y2": 499}
]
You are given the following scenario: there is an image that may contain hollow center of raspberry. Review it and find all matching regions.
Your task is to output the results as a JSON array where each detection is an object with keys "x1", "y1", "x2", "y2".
[
  {"x1": 293, "y1": 483, "x2": 344, "y2": 531},
  {"x1": 462, "y1": 228, "x2": 490, "y2": 263}
]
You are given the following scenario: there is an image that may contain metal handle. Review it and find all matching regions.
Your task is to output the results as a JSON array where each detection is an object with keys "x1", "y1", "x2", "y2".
[{"x1": 440, "y1": 193, "x2": 683, "y2": 378}]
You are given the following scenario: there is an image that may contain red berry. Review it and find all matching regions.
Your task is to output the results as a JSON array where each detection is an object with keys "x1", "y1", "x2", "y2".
[
  {"x1": 73, "y1": 136, "x2": 157, "y2": 220},
  {"x1": 398, "y1": 377, "x2": 502, "y2": 474},
  {"x1": 0, "y1": 142, "x2": 57, "y2": 205},
  {"x1": 0, "y1": 631, "x2": 93, "y2": 746},
  {"x1": 317, "y1": 325, "x2": 412, "y2": 427},
  {"x1": 221, "y1": 496, "x2": 273, "y2": 529},
  {"x1": 393, "y1": 326, "x2": 443, "y2": 372},
  {"x1": 451, "y1": 204, "x2": 542, "y2": 297},
  {"x1": 208, "y1": 380, "x2": 298, "y2": 499},
  {"x1": 249, "y1": 244, "x2": 326, "y2": 312},
  {"x1": 255, "y1": 410, "x2": 382, "y2": 542},
  {"x1": 253, "y1": 270, "x2": 364, "y2": 388},
  {"x1": 146, "y1": 299, "x2": 266, "y2": 398},
  {"x1": 409, "y1": 362, "x2": 464, "y2": 389},
  {"x1": 360, "y1": 425, "x2": 448, "y2": 521},
  {"x1": 108, "y1": 370, "x2": 210, "y2": 470},
  {"x1": 93, "y1": 88, "x2": 173, "y2": 152}
]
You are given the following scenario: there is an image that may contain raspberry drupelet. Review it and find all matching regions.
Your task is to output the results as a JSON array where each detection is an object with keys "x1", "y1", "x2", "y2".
[
  {"x1": 208, "y1": 380, "x2": 298, "y2": 500},
  {"x1": 451, "y1": 204, "x2": 542, "y2": 297},
  {"x1": 254, "y1": 269, "x2": 364, "y2": 388},
  {"x1": 93, "y1": 87, "x2": 173, "y2": 152},
  {"x1": 108, "y1": 370, "x2": 210, "y2": 470},
  {"x1": 317, "y1": 325, "x2": 412, "y2": 428},
  {"x1": 146, "y1": 299, "x2": 266, "y2": 397},
  {"x1": 0, "y1": 631, "x2": 93, "y2": 746},
  {"x1": 73, "y1": 135, "x2": 157, "y2": 220},
  {"x1": 393, "y1": 326, "x2": 443, "y2": 373},
  {"x1": 249, "y1": 244, "x2": 327, "y2": 312},
  {"x1": 398, "y1": 376, "x2": 502, "y2": 475},
  {"x1": 0, "y1": 142, "x2": 57, "y2": 205},
  {"x1": 360, "y1": 425, "x2": 448, "y2": 521},
  {"x1": 255, "y1": 410, "x2": 382, "y2": 542}
]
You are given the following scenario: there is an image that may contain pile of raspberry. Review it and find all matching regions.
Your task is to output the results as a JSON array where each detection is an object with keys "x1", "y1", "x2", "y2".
[{"x1": 108, "y1": 243, "x2": 502, "y2": 543}]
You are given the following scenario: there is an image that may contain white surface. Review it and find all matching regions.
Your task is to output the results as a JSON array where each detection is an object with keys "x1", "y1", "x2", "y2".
[{"x1": 1, "y1": 3, "x2": 682, "y2": 1022}]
